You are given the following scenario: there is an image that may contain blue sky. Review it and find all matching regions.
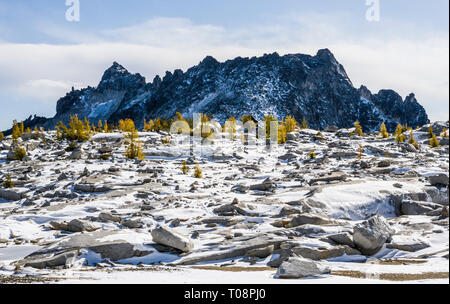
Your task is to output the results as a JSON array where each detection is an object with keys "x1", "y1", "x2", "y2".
[{"x1": 0, "y1": 0, "x2": 448, "y2": 130}]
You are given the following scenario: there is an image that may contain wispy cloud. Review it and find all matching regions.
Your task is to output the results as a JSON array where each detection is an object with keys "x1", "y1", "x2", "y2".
[{"x1": 19, "y1": 79, "x2": 73, "y2": 101}]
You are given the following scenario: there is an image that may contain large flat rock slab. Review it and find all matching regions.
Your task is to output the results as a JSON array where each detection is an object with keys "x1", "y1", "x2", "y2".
[
  {"x1": 176, "y1": 235, "x2": 284, "y2": 265},
  {"x1": 310, "y1": 172, "x2": 347, "y2": 184},
  {"x1": 0, "y1": 188, "x2": 29, "y2": 201},
  {"x1": 18, "y1": 230, "x2": 152, "y2": 269}
]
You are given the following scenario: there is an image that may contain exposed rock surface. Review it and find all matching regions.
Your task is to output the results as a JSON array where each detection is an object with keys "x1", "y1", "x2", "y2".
[
  {"x1": 276, "y1": 257, "x2": 330, "y2": 279},
  {"x1": 151, "y1": 225, "x2": 194, "y2": 253},
  {"x1": 353, "y1": 215, "x2": 394, "y2": 255},
  {"x1": 288, "y1": 213, "x2": 336, "y2": 228},
  {"x1": 386, "y1": 236, "x2": 430, "y2": 252},
  {"x1": 291, "y1": 246, "x2": 348, "y2": 260},
  {"x1": 177, "y1": 236, "x2": 283, "y2": 265},
  {"x1": 0, "y1": 117, "x2": 448, "y2": 283},
  {"x1": 401, "y1": 200, "x2": 443, "y2": 216},
  {"x1": 427, "y1": 173, "x2": 449, "y2": 187},
  {"x1": 0, "y1": 188, "x2": 28, "y2": 201},
  {"x1": 328, "y1": 232, "x2": 355, "y2": 247},
  {"x1": 19, "y1": 230, "x2": 152, "y2": 268}
]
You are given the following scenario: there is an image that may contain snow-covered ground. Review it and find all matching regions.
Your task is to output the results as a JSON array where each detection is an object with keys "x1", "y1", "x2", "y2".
[{"x1": 0, "y1": 124, "x2": 448, "y2": 284}]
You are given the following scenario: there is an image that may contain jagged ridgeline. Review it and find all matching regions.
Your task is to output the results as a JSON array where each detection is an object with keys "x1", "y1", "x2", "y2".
[{"x1": 6, "y1": 49, "x2": 429, "y2": 134}]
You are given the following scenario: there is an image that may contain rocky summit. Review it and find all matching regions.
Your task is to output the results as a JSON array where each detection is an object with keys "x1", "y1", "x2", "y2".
[{"x1": 6, "y1": 49, "x2": 429, "y2": 134}]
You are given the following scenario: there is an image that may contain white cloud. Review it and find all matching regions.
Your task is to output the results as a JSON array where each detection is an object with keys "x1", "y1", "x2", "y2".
[
  {"x1": 0, "y1": 14, "x2": 448, "y2": 130},
  {"x1": 103, "y1": 18, "x2": 227, "y2": 47},
  {"x1": 17, "y1": 79, "x2": 73, "y2": 101}
]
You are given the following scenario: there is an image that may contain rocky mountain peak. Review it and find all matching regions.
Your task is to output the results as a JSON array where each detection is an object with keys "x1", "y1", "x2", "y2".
[
  {"x1": 6, "y1": 49, "x2": 430, "y2": 133},
  {"x1": 98, "y1": 62, "x2": 146, "y2": 92},
  {"x1": 315, "y1": 48, "x2": 336, "y2": 63},
  {"x1": 101, "y1": 62, "x2": 129, "y2": 81},
  {"x1": 359, "y1": 85, "x2": 373, "y2": 100},
  {"x1": 405, "y1": 93, "x2": 418, "y2": 104},
  {"x1": 199, "y1": 55, "x2": 219, "y2": 67},
  {"x1": 152, "y1": 75, "x2": 162, "y2": 88}
]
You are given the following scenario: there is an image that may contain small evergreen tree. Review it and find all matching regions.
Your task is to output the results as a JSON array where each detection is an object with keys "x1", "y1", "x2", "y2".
[
  {"x1": 12, "y1": 122, "x2": 21, "y2": 142},
  {"x1": 56, "y1": 115, "x2": 90, "y2": 142},
  {"x1": 193, "y1": 164, "x2": 203, "y2": 178},
  {"x1": 308, "y1": 149, "x2": 316, "y2": 159},
  {"x1": 430, "y1": 134, "x2": 440, "y2": 148},
  {"x1": 264, "y1": 115, "x2": 277, "y2": 138},
  {"x1": 441, "y1": 127, "x2": 448, "y2": 138},
  {"x1": 278, "y1": 122, "x2": 287, "y2": 144},
  {"x1": 153, "y1": 118, "x2": 162, "y2": 132},
  {"x1": 0, "y1": 131, "x2": 4, "y2": 141},
  {"x1": 119, "y1": 119, "x2": 126, "y2": 131},
  {"x1": 103, "y1": 121, "x2": 109, "y2": 133},
  {"x1": 380, "y1": 123, "x2": 389, "y2": 138},
  {"x1": 125, "y1": 141, "x2": 144, "y2": 160},
  {"x1": 224, "y1": 117, "x2": 237, "y2": 141},
  {"x1": 395, "y1": 124, "x2": 405, "y2": 143},
  {"x1": 357, "y1": 145, "x2": 364, "y2": 160},
  {"x1": 301, "y1": 117, "x2": 309, "y2": 129},
  {"x1": 143, "y1": 119, "x2": 154, "y2": 132},
  {"x1": 395, "y1": 133, "x2": 405, "y2": 143},
  {"x1": 124, "y1": 120, "x2": 144, "y2": 160},
  {"x1": 285, "y1": 115, "x2": 297, "y2": 133},
  {"x1": 196, "y1": 114, "x2": 214, "y2": 138},
  {"x1": 181, "y1": 160, "x2": 189, "y2": 175},
  {"x1": 14, "y1": 146, "x2": 27, "y2": 161},
  {"x1": 352, "y1": 121, "x2": 363, "y2": 136},
  {"x1": 2, "y1": 173, "x2": 14, "y2": 188},
  {"x1": 83, "y1": 117, "x2": 91, "y2": 135},
  {"x1": 226, "y1": 117, "x2": 237, "y2": 133},
  {"x1": 408, "y1": 130, "x2": 419, "y2": 149},
  {"x1": 427, "y1": 126, "x2": 434, "y2": 139}
]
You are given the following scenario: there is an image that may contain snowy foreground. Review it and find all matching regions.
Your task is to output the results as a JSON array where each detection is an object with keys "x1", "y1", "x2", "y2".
[{"x1": 0, "y1": 124, "x2": 449, "y2": 284}]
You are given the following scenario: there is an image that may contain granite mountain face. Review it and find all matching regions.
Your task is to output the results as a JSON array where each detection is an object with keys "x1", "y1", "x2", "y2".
[{"x1": 11, "y1": 49, "x2": 429, "y2": 133}]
